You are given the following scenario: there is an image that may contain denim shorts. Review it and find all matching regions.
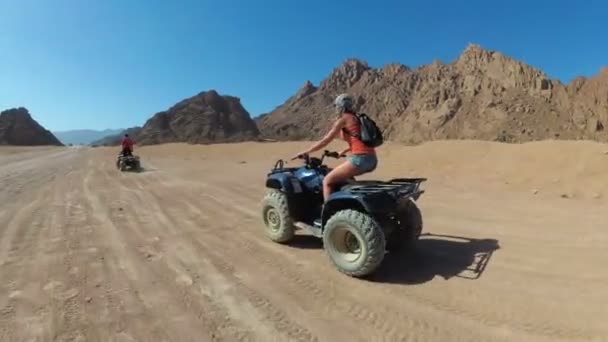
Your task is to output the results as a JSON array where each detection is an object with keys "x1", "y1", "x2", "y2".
[{"x1": 347, "y1": 154, "x2": 378, "y2": 173}]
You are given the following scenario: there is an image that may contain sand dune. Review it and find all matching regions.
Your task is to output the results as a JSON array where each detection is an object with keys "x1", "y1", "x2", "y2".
[{"x1": 0, "y1": 140, "x2": 606, "y2": 341}]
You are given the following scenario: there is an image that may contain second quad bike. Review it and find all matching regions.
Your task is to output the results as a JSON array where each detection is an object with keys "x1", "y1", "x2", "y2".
[
  {"x1": 261, "y1": 150, "x2": 426, "y2": 278},
  {"x1": 116, "y1": 152, "x2": 142, "y2": 172}
]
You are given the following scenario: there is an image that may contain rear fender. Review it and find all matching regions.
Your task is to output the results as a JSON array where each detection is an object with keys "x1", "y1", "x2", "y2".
[
  {"x1": 321, "y1": 195, "x2": 370, "y2": 228},
  {"x1": 322, "y1": 190, "x2": 401, "y2": 228}
]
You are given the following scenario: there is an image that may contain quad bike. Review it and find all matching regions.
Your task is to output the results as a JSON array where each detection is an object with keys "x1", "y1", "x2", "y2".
[
  {"x1": 261, "y1": 150, "x2": 426, "y2": 278},
  {"x1": 116, "y1": 152, "x2": 142, "y2": 172}
]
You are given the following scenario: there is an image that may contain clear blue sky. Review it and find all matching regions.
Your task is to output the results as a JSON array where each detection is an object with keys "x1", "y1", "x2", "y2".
[{"x1": 1, "y1": 0, "x2": 606, "y2": 131}]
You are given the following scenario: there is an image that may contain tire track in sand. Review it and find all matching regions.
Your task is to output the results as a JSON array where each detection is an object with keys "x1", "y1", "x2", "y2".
[
  {"x1": 82, "y1": 160, "x2": 202, "y2": 341},
  {"x1": 198, "y1": 177, "x2": 598, "y2": 341},
  {"x1": 85, "y1": 148, "x2": 600, "y2": 341},
  {"x1": 0, "y1": 151, "x2": 88, "y2": 341},
  {"x1": 104, "y1": 164, "x2": 311, "y2": 342},
  {"x1": 161, "y1": 176, "x2": 585, "y2": 342},
  {"x1": 83, "y1": 158, "x2": 257, "y2": 342},
  {"x1": 141, "y1": 177, "x2": 435, "y2": 342}
]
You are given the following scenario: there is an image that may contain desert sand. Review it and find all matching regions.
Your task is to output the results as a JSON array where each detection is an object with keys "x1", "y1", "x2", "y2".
[{"x1": 0, "y1": 140, "x2": 606, "y2": 342}]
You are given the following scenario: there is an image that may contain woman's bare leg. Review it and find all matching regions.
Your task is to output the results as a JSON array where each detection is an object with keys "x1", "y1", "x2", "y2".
[{"x1": 323, "y1": 160, "x2": 361, "y2": 202}]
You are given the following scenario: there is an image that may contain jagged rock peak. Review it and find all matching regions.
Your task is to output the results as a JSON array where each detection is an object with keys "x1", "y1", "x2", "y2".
[
  {"x1": 1, "y1": 107, "x2": 30, "y2": 117},
  {"x1": 381, "y1": 63, "x2": 411, "y2": 76},
  {"x1": 455, "y1": 42, "x2": 498, "y2": 67},
  {"x1": 301, "y1": 80, "x2": 315, "y2": 88},
  {"x1": 198, "y1": 89, "x2": 240, "y2": 104},
  {"x1": 339, "y1": 57, "x2": 369, "y2": 69},
  {"x1": 321, "y1": 58, "x2": 371, "y2": 90},
  {"x1": 295, "y1": 80, "x2": 317, "y2": 100},
  {"x1": 462, "y1": 42, "x2": 490, "y2": 55},
  {"x1": 332, "y1": 58, "x2": 370, "y2": 78}
]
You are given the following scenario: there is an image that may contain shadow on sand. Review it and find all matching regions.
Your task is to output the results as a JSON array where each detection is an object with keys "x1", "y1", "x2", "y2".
[
  {"x1": 116, "y1": 165, "x2": 157, "y2": 173},
  {"x1": 285, "y1": 234, "x2": 324, "y2": 249},
  {"x1": 370, "y1": 233, "x2": 500, "y2": 284},
  {"x1": 135, "y1": 167, "x2": 156, "y2": 173},
  {"x1": 287, "y1": 232, "x2": 500, "y2": 285}
]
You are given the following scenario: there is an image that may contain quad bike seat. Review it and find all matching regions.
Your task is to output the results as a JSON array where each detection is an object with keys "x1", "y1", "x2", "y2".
[{"x1": 333, "y1": 178, "x2": 387, "y2": 191}]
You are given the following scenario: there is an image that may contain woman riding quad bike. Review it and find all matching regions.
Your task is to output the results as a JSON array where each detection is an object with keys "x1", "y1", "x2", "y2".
[{"x1": 292, "y1": 94, "x2": 378, "y2": 202}]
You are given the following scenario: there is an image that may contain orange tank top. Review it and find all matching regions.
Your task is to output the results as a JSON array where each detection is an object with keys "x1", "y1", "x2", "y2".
[{"x1": 342, "y1": 113, "x2": 376, "y2": 155}]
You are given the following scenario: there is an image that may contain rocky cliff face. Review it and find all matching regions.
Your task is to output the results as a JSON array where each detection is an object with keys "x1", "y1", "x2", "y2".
[
  {"x1": 256, "y1": 43, "x2": 608, "y2": 144},
  {"x1": 136, "y1": 90, "x2": 259, "y2": 145},
  {"x1": 0, "y1": 107, "x2": 63, "y2": 146}
]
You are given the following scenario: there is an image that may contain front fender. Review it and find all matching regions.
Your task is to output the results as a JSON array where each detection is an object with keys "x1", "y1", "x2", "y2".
[
  {"x1": 265, "y1": 173, "x2": 303, "y2": 195},
  {"x1": 265, "y1": 178, "x2": 283, "y2": 190}
]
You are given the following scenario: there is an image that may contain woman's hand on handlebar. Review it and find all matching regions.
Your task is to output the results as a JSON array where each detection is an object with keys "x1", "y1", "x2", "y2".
[
  {"x1": 323, "y1": 150, "x2": 347, "y2": 159},
  {"x1": 324, "y1": 151, "x2": 339, "y2": 158},
  {"x1": 291, "y1": 151, "x2": 309, "y2": 161},
  {"x1": 339, "y1": 148, "x2": 350, "y2": 157}
]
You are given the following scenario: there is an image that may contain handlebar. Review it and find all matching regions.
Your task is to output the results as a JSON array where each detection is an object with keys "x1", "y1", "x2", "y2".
[
  {"x1": 292, "y1": 150, "x2": 344, "y2": 160},
  {"x1": 291, "y1": 150, "x2": 345, "y2": 168}
]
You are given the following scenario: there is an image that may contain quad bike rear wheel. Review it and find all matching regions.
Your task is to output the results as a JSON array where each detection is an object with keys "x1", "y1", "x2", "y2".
[
  {"x1": 323, "y1": 209, "x2": 386, "y2": 277},
  {"x1": 386, "y1": 199, "x2": 423, "y2": 253},
  {"x1": 261, "y1": 190, "x2": 295, "y2": 243}
]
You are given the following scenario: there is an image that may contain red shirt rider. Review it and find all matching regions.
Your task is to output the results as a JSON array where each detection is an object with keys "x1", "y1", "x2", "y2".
[{"x1": 121, "y1": 134, "x2": 134, "y2": 154}]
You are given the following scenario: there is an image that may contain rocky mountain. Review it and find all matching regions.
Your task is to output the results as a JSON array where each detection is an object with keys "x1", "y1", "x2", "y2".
[
  {"x1": 90, "y1": 127, "x2": 142, "y2": 146},
  {"x1": 256, "y1": 43, "x2": 608, "y2": 144},
  {"x1": 0, "y1": 107, "x2": 63, "y2": 146},
  {"x1": 136, "y1": 90, "x2": 259, "y2": 145},
  {"x1": 53, "y1": 128, "x2": 124, "y2": 145}
]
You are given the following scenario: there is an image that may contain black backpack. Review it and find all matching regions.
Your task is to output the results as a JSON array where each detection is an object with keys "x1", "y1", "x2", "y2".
[{"x1": 344, "y1": 112, "x2": 384, "y2": 148}]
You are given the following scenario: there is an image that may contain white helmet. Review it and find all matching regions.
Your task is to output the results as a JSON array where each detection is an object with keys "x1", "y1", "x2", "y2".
[{"x1": 334, "y1": 93, "x2": 354, "y2": 112}]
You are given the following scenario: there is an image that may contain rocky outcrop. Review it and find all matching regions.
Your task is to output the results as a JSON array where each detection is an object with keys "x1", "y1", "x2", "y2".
[
  {"x1": 136, "y1": 90, "x2": 259, "y2": 145},
  {"x1": 0, "y1": 107, "x2": 63, "y2": 146},
  {"x1": 256, "y1": 43, "x2": 608, "y2": 144}
]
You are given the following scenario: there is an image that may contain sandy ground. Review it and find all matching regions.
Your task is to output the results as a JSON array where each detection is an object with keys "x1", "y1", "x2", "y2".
[{"x1": 0, "y1": 140, "x2": 606, "y2": 342}]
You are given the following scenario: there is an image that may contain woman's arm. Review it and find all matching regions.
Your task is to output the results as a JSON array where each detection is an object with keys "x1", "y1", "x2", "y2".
[{"x1": 297, "y1": 118, "x2": 345, "y2": 156}]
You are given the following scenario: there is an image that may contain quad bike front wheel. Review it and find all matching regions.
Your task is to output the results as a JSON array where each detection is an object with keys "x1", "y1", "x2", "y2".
[
  {"x1": 117, "y1": 159, "x2": 126, "y2": 171},
  {"x1": 323, "y1": 209, "x2": 386, "y2": 277},
  {"x1": 386, "y1": 199, "x2": 423, "y2": 253},
  {"x1": 261, "y1": 190, "x2": 295, "y2": 243}
]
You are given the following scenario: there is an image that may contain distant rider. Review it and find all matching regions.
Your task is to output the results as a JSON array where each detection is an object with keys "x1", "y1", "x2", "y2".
[
  {"x1": 121, "y1": 134, "x2": 134, "y2": 156},
  {"x1": 292, "y1": 94, "x2": 378, "y2": 202}
]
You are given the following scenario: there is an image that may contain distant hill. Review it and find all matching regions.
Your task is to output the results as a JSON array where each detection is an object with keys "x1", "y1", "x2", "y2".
[
  {"x1": 91, "y1": 90, "x2": 260, "y2": 146},
  {"x1": 0, "y1": 107, "x2": 63, "y2": 146},
  {"x1": 53, "y1": 128, "x2": 124, "y2": 145},
  {"x1": 135, "y1": 89, "x2": 259, "y2": 145},
  {"x1": 91, "y1": 127, "x2": 142, "y2": 146},
  {"x1": 256, "y1": 43, "x2": 608, "y2": 144}
]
